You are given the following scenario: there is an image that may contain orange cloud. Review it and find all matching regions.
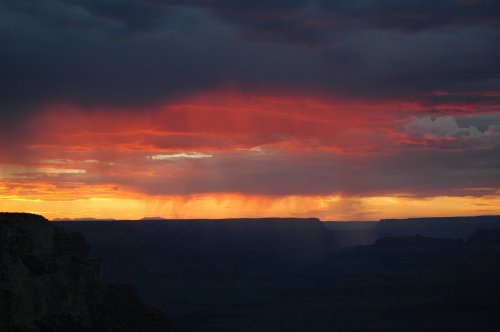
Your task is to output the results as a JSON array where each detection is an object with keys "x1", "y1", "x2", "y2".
[
  {"x1": 27, "y1": 92, "x2": 409, "y2": 156},
  {"x1": 1, "y1": 91, "x2": 499, "y2": 220}
]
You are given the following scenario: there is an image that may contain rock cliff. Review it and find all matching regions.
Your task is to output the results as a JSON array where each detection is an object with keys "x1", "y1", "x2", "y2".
[{"x1": 0, "y1": 213, "x2": 176, "y2": 332}]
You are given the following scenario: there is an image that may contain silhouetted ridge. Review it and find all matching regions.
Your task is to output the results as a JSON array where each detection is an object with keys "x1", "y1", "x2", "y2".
[
  {"x1": 0, "y1": 213, "x2": 177, "y2": 332},
  {"x1": 373, "y1": 234, "x2": 463, "y2": 248},
  {"x1": 0, "y1": 212, "x2": 47, "y2": 222},
  {"x1": 467, "y1": 228, "x2": 500, "y2": 245},
  {"x1": 343, "y1": 235, "x2": 464, "y2": 268},
  {"x1": 381, "y1": 215, "x2": 500, "y2": 223},
  {"x1": 56, "y1": 217, "x2": 333, "y2": 270},
  {"x1": 325, "y1": 216, "x2": 500, "y2": 248},
  {"x1": 139, "y1": 217, "x2": 321, "y2": 222}
]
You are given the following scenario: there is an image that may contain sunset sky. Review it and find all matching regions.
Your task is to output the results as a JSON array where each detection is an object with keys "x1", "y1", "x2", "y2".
[{"x1": 1, "y1": 0, "x2": 499, "y2": 220}]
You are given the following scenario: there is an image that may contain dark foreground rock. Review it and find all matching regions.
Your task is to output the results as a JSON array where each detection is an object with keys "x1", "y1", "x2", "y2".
[{"x1": 0, "y1": 213, "x2": 176, "y2": 332}]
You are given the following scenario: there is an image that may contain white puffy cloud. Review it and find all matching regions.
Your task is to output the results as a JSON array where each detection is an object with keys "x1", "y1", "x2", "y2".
[
  {"x1": 486, "y1": 124, "x2": 500, "y2": 135},
  {"x1": 404, "y1": 115, "x2": 500, "y2": 149},
  {"x1": 147, "y1": 153, "x2": 213, "y2": 160},
  {"x1": 405, "y1": 116, "x2": 479, "y2": 137}
]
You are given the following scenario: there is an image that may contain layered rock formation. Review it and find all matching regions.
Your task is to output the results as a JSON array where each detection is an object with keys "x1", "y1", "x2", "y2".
[{"x1": 0, "y1": 213, "x2": 176, "y2": 332}]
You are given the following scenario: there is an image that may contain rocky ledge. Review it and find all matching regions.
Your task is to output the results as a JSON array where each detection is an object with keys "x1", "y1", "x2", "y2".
[{"x1": 0, "y1": 213, "x2": 177, "y2": 332}]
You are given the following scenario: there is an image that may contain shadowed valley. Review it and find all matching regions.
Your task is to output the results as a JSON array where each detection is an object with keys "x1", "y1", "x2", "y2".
[{"x1": 51, "y1": 215, "x2": 500, "y2": 332}]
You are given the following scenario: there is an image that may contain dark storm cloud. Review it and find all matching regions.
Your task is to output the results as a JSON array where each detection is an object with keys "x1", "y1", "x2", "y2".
[
  {"x1": 171, "y1": 0, "x2": 323, "y2": 44},
  {"x1": 1, "y1": 0, "x2": 169, "y2": 34},
  {"x1": 170, "y1": 0, "x2": 500, "y2": 42},
  {"x1": 320, "y1": 0, "x2": 500, "y2": 32},
  {"x1": 0, "y1": 0, "x2": 499, "y2": 124},
  {"x1": 140, "y1": 0, "x2": 500, "y2": 45}
]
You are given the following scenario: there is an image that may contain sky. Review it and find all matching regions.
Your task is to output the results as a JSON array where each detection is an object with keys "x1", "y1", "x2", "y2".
[{"x1": 1, "y1": 0, "x2": 499, "y2": 221}]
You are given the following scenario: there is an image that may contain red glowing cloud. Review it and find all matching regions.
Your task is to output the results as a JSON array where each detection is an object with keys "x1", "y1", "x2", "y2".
[{"x1": 0, "y1": 90, "x2": 499, "y2": 219}]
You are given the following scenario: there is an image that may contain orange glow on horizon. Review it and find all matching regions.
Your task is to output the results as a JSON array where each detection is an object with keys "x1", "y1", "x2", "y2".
[{"x1": 1, "y1": 188, "x2": 499, "y2": 221}]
